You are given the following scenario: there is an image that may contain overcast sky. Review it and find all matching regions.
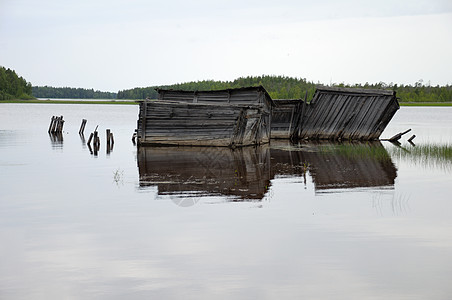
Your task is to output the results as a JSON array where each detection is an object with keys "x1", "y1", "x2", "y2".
[{"x1": 1, "y1": 0, "x2": 451, "y2": 92}]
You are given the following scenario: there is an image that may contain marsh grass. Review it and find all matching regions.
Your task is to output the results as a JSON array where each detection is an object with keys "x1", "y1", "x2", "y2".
[
  {"x1": 317, "y1": 142, "x2": 393, "y2": 162},
  {"x1": 388, "y1": 143, "x2": 452, "y2": 171}
]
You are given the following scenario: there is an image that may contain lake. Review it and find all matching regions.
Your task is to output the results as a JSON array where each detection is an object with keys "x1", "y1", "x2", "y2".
[{"x1": 1, "y1": 103, "x2": 451, "y2": 299}]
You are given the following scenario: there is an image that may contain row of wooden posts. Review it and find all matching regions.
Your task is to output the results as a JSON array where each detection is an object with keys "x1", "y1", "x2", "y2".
[
  {"x1": 48, "y1": 116, "x2": 65, "y2": 133},
  {"x1": 48, "y1": 116, "x2": 114, "y2": 155},
  {"x1": 85, "y1": 126, "x2": 114, "y2": 153}
]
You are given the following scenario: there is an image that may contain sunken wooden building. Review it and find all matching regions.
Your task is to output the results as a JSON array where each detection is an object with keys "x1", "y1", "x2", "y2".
[
  {"x1": 272, "y1": 86, "x2": 399, "y2": 141},
  {"x1": 136, "y1": 86, "x2": 274, "y2": 147},
  {"x1": 271, "y1": 99, "x2": 303, "y2": 139}
]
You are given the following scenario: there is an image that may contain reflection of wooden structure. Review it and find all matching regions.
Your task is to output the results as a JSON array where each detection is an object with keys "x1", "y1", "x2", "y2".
[
  {"x1": 136, "y1": 86, "x2": 273, "y2": 147},
  {"x1": 137, "y1": 141, "x2": 398, "y2": 201},
  {"x1": 270, "y1": 141, "x2": 397, "y2": 192},
  {"x1": 137, "y1": 146, "x2": 271, "y2": 200},
  {"x1": 273, "y1": 87, "x2": 399, "y2": 141}
]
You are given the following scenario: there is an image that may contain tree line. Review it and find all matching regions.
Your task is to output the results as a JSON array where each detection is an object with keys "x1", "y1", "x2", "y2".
[
  {"x1": 2, "y1": 66, "x2": 451, "y2": 103},
  {"x1": 32, "y1": 86, "x2": 117, "y2": 99},
  {"x1": 0, "y1": 66, "x2": 34, "y2": 100},
  {"x1": 117, "y1": 76, "x2": 318, "y2": 100},
  {"x1": 118, "y1": 75, "x2": 452, "y2": 103}
]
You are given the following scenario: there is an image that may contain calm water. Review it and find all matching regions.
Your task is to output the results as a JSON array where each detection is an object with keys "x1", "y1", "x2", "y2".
[{"x1": 1, "y1": 103, "x2": 452, "y2": 299}]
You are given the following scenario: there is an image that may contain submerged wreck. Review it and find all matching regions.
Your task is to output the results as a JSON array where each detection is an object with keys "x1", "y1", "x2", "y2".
[
  {"x1": 136, "y1": 86, "x2": 273, "y2": 147},
  {"x1": 272, "y1": 86, "x2": 399, "y2": 141},
  {"x1": 136, "y1": 85, "x2": 399, "y2": 147},
  {"x1": 271, "y1": 99, "x2": 302, "y2": 139}
]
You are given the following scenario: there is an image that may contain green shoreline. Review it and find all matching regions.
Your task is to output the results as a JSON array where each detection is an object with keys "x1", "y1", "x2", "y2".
[{"x1": 1, "y1": 99, "x2": 452, "y2": 106}]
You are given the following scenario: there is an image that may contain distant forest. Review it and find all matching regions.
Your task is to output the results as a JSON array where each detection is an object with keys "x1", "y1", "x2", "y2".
[
  {"x1": 0, "y1": 66, "x2": 34, "y2": 100},
  {"x1": 2, "y1": 66, "x2": 451, "y2": 103},
  {"x1": 32, "y1": 86, "x2": 117, "y2": 99},
  {"x1": 117, "y1": 76, "x2": 452, "y2": 103}
]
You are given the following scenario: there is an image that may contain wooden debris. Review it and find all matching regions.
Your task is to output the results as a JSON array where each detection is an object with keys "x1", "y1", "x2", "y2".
[
  {"x1": 388, "y1": 129, "x2": 411, "y2": 142},
  {"x1": 408, "y1": 134, "x2": 416, "y2": 142}
]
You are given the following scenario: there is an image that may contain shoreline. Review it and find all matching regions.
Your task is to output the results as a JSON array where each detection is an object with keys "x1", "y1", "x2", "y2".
[
  {"x1": 0, "y1": 99, "x2": 137, "y2": 105},
  {"x1": 1, "y1": 100, "x2": 452, "y2": 107}
]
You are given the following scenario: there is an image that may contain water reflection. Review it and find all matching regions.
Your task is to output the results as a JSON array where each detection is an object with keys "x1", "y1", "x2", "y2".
[
  {"x1": 48, "y1": 132, "x2": 63, "y2": 149},
  {"x1": 293, "y1": 141, "x2": 398, "y2": 192},
  {"x1": 138, "y1": 146, "x2": 271, "y2": 201},
  {"x1": 137, "y1": 141, "x2": 398, "y2": 200}
]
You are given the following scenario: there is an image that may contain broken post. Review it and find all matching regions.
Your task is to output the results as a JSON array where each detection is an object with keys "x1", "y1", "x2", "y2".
[
  {"x1": 87, "y1": 133, "x2": 94, "y2": 145},
  {"x1": 93, "y1": 131, "x2": 98, "y2": 148},
  {"x1": 48, "y1": 116, "x2": 55, "y2": 133},
  {"x1": 106, "y1": 129, "x2": 111, "y2": 145},
  {"x1": 388, "y1": 129, "x2": 411, "y2": 142},
  {"x1": 79, "y1": 119, "x2": 87, "y2": 135},
  {"x1": 57, "y1": 117, "x2": 64, "y2": 133},
  {"x1": 132, "y1": 130, "x2": 137, "y2": 144},
  {"x1": 50, "y1": 116, "x2": 58, "y2": 133}
]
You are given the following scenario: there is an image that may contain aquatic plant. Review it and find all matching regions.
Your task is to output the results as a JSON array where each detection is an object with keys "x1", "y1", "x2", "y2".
[
  {"x1": 317, "y1": 142, "x2": 393, "y2": 162},
  {"x1": 388, "y1": 143, "x2": 452, "y2": 172},
  {"x1": 113, "y1": 168, "x2": 124, "y2": 185}
]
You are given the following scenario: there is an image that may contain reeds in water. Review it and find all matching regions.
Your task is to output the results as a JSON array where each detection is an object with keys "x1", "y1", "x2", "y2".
[
  {"x1": 388, "y1": 143, "x2": 452, "y2": 171},
  {"x1": 317, "y1": 142, "x2": 393, "y2": 162}
]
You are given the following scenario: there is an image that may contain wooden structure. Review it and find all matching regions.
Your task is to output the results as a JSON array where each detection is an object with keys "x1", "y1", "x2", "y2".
[
  {"x1": 271, "y1": 99, "x2": 303, "y2": 139},
  {"x1": 275, "y1": 87, "x2": 399, "y2": 141},
  {"x1": 136, "y1": 86, "x2": 274, "y2": 147}
]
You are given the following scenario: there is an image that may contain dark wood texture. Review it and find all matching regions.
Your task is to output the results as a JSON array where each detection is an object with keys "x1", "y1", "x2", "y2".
[
  {"x1": 271, "y1": 99, "x2": 303, "y2": 139},
  {"x1": 291, "y1": 86, "x2": 399, "y2": 141},
  {"x1": 137, "y1": 86, "x2": 273, "y2": 147},
  {"x1": 137, "y1": 146, "x2": 271, "y2": 200},
  {"x1": 137, "y1": 141, "x2": 397, "y2": 201}
]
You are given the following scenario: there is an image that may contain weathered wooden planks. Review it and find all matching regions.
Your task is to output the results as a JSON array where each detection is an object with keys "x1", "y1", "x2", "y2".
[
  {"x1": 287, "y1": 86, "x2": 399, "y2": 141},
  {"x1": 137, "y1": 85, "x2": 399, "y2": 145},
  {"x1": 271, "y1": 99, "x2": 303, "y2": 139},
  {"x1": 137, "y1": 86, "x2": 273, "y2": 147}
]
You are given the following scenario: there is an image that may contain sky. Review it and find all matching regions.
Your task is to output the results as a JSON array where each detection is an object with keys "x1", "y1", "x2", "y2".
[{"x1": 1, "y1": 0, "x2": 451, "y2": 92}]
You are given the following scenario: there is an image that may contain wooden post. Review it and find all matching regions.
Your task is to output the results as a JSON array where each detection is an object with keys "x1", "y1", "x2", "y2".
[
  {"x1": 87, "y1": 133, "x2": 94, "y2": 145},
  {"x1": 51, "y1": 116, "x2": 58, "y2": 133},
  {"x1": 87, "y1": 143, "x2": 93, "y2": 154},
  {"x1": 58, "y1": 118, "x2": 65, "y2": 133},
  {"x1": 79, "y1": 119, "x2": 87, "y2": 135},
  {"x1": 93, "y1": 131, "x2": 98, "y2": 150},
  {"x1": 48, "y1": 116, "x2": 55, "y2": 133},
  {"x1": 106, "y1": 129, "x2": 111, "y2": 145}
]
